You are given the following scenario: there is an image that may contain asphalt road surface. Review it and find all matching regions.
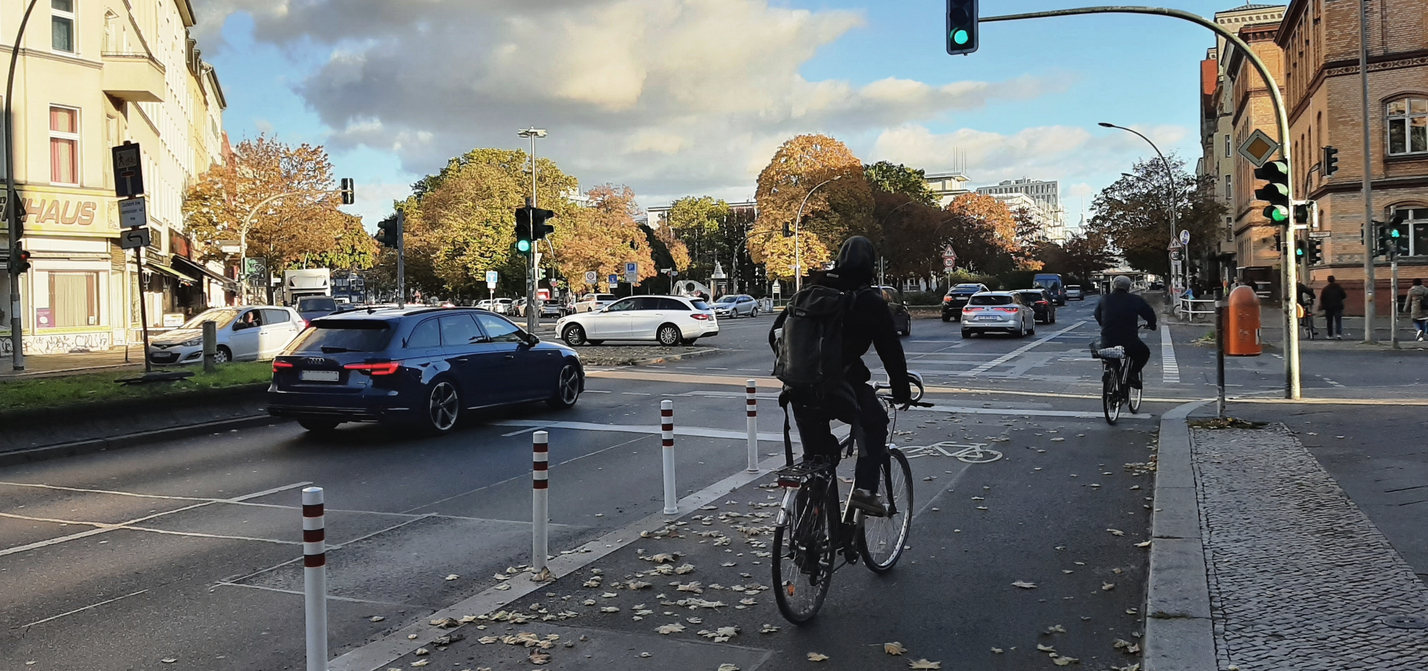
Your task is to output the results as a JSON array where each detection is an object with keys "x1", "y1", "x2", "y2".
[{"x1": 0, "y1": 296, "x2": 1299, "y2": 670}]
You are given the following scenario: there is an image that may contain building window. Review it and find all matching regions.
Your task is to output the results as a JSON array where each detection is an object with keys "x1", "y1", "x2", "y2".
[
  {"x1": 1224, "y1": 174, "x2": 1232, "y2": 203},
  {"x1": 50, "y1": 106, "x2": 79, "y2": 184},
  {"x1": 42, "y1": 272, "x2": 100, "y2": 329},
  {"x1": 1398, "y1": 208, "x2": 1428, "y2": 257},
  {"x1": 52, "y1": 0, "x2": 76, "y2": 53},
  {"x1": 1224, "y1": 135, "x2": 1231, "y2": 158},
  {"x1": 1387, "y1": 98, "x2": 1428, "y2": 156}
]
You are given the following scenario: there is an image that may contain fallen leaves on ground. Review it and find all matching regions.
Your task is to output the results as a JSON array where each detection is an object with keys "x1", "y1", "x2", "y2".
[
  {"x1": 1044, "y1": 624, "x2": 1066, "y2": 634},
  {"x1": 760, "y1": 623, "x2": 780, "y2": 634},
  {"x1": 1012, "y1": 581, "x2": 1037, "y2": 589},
  {"x1": 1107, "y1": 529, "x2": 1125, "y2": 536},
  {"x1": 655, "y1": 623, "x2": 685, "y2": 635},
  {"x1": 1113, "y1": 638, "x2": 1142, "y2": 654},
  {"x1": 717, "y1": 665, "x2": 739, "y2": 671},
  {"x1": 429, "y1": 617, "x2": 460, "y2": 628},
  {"x1": 444, "y1": 574, "x2": 459, "y2": 581},
  {"x1": 1051, "y1": 654, "x2": 1079, "y2": 665},
  {"x1": 528, "y1": 651, "x2": 551, "y2": 665},
  {"x1": 884, "y1": 642, "x2": 906, "y2": 655},
  {"x1": 908, "y1": 660, "x2": 941, "y2": 669},
  {"x1": 1102, "y1": 582, "x2": 1116, "y2": 591},
  {"x1": 807, "y1": 652, "x2": 830, "y2": 661},
  {"x1": 1037, "y1": 644, "x2": 1056, "y2": 652}
]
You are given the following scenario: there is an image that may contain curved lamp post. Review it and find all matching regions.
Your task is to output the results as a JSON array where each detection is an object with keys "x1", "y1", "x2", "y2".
[
  {"x1": 1100, "y1": 122, "x2": 1179, "y2": 291},
  {"x1": 5, "y1": 0, "x2": 41, "y2": 370},
  {"x1": 793, "y1": 175, "x2": 842, "y2": 293}
]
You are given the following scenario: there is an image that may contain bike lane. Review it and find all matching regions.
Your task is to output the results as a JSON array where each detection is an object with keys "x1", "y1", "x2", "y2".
[{"x1": 355, "y1": 405, "x2": 1160, "y2": 671}]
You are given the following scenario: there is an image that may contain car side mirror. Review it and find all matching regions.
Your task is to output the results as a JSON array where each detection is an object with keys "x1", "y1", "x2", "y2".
[{"x1": 521, "y1": 332, "x2": 540, "y2": 347}]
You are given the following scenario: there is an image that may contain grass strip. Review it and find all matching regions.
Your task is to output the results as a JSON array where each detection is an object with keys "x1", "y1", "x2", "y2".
[{"x1": 0, "y1": 361, "x2": 272, "y2": 414}]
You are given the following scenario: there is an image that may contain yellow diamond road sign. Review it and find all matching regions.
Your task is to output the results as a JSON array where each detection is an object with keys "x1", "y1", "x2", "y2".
[{"x1": 1238, "y1": 129, "x2": 1280, "y2": 168}]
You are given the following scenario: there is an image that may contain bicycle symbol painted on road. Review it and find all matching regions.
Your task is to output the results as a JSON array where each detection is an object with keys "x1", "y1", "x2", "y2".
[{"x1": 900, "y1": 441, "x2": 1003, "y2": 464}]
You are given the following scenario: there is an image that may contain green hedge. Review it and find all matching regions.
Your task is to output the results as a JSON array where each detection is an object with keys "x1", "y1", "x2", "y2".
[{"x1": 0, "y1": 361, "x2": 273, "y2": 414}]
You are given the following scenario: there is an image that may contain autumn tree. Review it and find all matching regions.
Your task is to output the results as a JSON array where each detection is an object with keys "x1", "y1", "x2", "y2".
[
  {"x1": 1086, "y1": 154, "x2": 1225, "y2": 276},
  {"x1": 941, "y1": 193, "x2": 1019, "y2": 275},
  {"x1": 184, "y1": 136, "x2": 363, "y2": 301},
  {"x1": 1011, "y1": 206, "x2": 1045, "y2": 271},
  {"x1": 554, "y1": 184, "x2": 655, "y2": 294},
  {"x1": 751, "y1": 134, "x2": 874, "y2": 280},
  {"x1": 666, "y1": 196, "x2": 731, "y2": 278},
  {"x1": 863, "y1": 161, "x2": 937, "y2": 206}
]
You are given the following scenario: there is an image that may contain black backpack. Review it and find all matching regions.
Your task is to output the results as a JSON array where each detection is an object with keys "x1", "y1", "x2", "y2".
[{"x1": 773, "y1": 284, "x2": 862, "y2": 466}]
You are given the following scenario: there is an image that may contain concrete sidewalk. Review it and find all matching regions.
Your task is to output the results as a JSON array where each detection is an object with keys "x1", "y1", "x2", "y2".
[
  {"x1": 1146, "y1": 406, "x2": 1428, "y2": 671},
  {"x1": 0, "y1": 345, "x2": 145, "y2": 379}
]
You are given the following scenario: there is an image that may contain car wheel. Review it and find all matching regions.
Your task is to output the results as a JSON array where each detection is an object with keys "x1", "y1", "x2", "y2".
[
  {"x1": 941, "y1": 314, "x2": 951, "y2": 322},
  {"x1": 961, "y1": 329, "x2": 973, "y2": 338},
  {"x1": 752, "y1": 308, "x2": 760, "y2": 318},
  {"x1": 425, "y1": 379, "x2": 461, "y2": 434},
  {"x1": 1028, "y1": 322, "x2": 1036, "y2": 336},
  {"x1": 903, "y1": 319, "x2": 911, "y2": 337},
  {"x1": 547, "y1": 362, "x2": 582, "y2": 409},
  {"x1": 589, "y1": 340, "x2": 604, "y2": 345},
  {"x1": 682, "y1": 337, "x2": 699, "y2": 346},
  {"x1": 214, "y1": 346, "x2": 232, "y2": 364},
  {"x1": 562, "y1": 324, "x2": 587, "y2": 347},
  {"x1": 657, "y1": 324, "x2": 682, "y2": 346},
  {"x1": 1050, "y1": 312, "x2": 1057, "y2": 324},
  {"x1": 298, "y1": 418, "x2": 340, "y2": 433}
]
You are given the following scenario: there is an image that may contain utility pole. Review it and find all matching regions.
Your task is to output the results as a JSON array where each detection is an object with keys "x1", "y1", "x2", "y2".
[
  {"x1": 1358, "y1": 0, "x2": 1376, "y2": 343},
  {"x1": 4, "y1": 0, "x2": 41, "y2": 370},
  {"x1": 518, "y1": 127, "x2": 546, "y2": 334}
]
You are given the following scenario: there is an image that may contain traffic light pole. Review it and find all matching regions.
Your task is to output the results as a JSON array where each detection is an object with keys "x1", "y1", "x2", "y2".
[
  {"x1": 1390, "y1": 250, "x2": 1399, "y2": 349},
  {"x1": 1358, "y1": 0, "x2": 1376, "y2": 344},
  {"x1": 984, "y1": 5, "x2": 1301, "y2": 399},
  {"x1": 4, "y1": 0, "x2": 41, "y2": 371},
  {"x1": 396, "y1": 211, "x2": 406, "y2": 308}
]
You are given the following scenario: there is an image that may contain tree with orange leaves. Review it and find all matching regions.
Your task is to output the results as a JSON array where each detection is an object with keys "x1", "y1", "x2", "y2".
[
  {"x1": 553, "y1": 184, "x2": 656, "y2": 294},
  {"x1": 750, "y1": 134, "x2": 874, "y2": 280}
]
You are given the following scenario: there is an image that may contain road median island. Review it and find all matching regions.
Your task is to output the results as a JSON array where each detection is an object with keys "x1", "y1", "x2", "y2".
[
  {"x1": 573, "y1": 345, "x2": 721, "y2": 367},
  {"x1": 0, "y1": 361, "x2": 278, "y2": 463}
]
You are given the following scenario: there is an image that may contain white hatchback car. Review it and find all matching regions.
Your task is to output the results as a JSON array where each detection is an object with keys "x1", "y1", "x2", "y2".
[
  {"x1": 147, "y1": 306, "x2": 305, "y2": 365},
  {"x1": 557, "y1": 295, "x2": 718, "y2": 346},
  {"x1": 574, "y1": 293, "x2": 618, "y2": 313},
  {"x1": 960, "y1": 292, "x2": 1037, "y2": 338}
]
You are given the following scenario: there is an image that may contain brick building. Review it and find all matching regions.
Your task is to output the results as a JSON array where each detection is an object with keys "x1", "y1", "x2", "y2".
[{"x1": 1276, "y1": 0, "x2": 1428, "y2": 314}]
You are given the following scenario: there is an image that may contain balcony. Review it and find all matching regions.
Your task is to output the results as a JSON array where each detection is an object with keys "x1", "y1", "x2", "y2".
[{"x1": 101, "y1": 52, "x2": 166, "y2": 103}]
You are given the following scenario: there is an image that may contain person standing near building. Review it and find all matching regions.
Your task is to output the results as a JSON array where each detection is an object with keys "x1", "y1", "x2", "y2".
[
  {"x1": 1319, "y1": 276, "x2": 1348, "y2": 340},
  {"x1": 1407, "y1": 278, "x2": 1428, "y2": 342}
]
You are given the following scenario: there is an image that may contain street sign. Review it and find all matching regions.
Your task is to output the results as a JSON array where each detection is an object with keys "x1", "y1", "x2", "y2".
[
  {"x1": 625, "y1": 262, "x2": 638, "y2": 284},
  {"x1": 942, "y1": 245, "x2": 957, "y2": 271},
  {"x1": 119, "y1": 226, "x2": 150, "y2": 250},
  {"x1": 608, "y1": 274, "x2": 619, "y2": 287},
  {"x1": 584, "y1": 271, "x2": 597, "y2": 284},
  {"x1": 119, "y1": 197, "x2": 147, "y2": 229},
  {"x1": 1179, "y1": 230, "x2": 1190, "y2": 246},
  {"x1": 1237, "y1": 129, "x2": 1280, "y2": 169},
  {"x1": 485, "y1": 270, "x2": 498, "y2": 290},
  {"x1": 1309, "y1": 231, "x2": 1331, "y2": 239},
  {"x1": 111, "y1": 142, "x2": 145, "y2": 198},
  {"x1": 1168, "y1": 238, "x2": 1183, "y2": 250}
]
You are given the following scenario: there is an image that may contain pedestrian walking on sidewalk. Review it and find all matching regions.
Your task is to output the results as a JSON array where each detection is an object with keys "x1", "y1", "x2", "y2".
[
  {"x1": 1320, "y1": 276, "x2": 1347, "y2": 340},
  {"x1": 1408, "y1": 278, "x2": 1428, "y2": 341}
]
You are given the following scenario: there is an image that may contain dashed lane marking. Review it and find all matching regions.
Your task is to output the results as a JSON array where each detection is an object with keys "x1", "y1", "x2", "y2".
[
  {"x1": 959, "y1": 320, "x2": 1089, "y2": 377},
  {"x1": 20, "y1": 589, "x2": 149, "y2": 629},
  {"x1": 908, "y1": 403, "x2": 1156, "y2": 421},
  {"x1": 1161, "y1": 324, "x2": 1180, "y2": 384}
]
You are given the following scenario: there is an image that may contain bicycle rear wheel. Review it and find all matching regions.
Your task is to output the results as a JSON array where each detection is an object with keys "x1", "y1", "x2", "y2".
[
  {"x1": 858, "y1": 448, "x2": 913, "y2": 572},
  {"x1": 1102, "y1": 368, "x2": 1122, "y2": 425},
  {"x1": 1128, "y1": 383, "x2": 1142, "y2": 414},
  {"x1": 773, "y1": 481, "x2": 834, "y2": 623}
]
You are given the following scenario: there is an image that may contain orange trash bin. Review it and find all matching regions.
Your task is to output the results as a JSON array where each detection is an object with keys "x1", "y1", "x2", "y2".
[{"x1": 1225, "y1": 285, "x2": 1262, "y2": 356}]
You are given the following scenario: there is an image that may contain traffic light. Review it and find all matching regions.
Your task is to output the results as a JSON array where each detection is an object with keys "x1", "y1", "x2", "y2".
[
  {"x1": 514, "y1": 207, "x2": 533, "y2": 254},
  {"x1": 945, "y1": 0, "x2": 979, "y2": 56},
  {"x1": 375, "y1": 212, "x2": 402, "y2": 248},
  {"x1": 12, "y1": 244, "x2": 30, "y2": 273},
  {"x1": 1254, "y1": 160, "x2": 1290, "y2": 224},
  {"x1": 782, "y1": 221, "x2": 792, "y2": 237},
  {"x1": 1322, "y1": 146, "x2": 1339, "y2": 177},
  {"x1": 1273, "y1": 232, "x2": 1283, "y2": 251},
  {"x1": 339, "y1": 178, "x2": 355, "y2": 205},
  {"x1": 1389, "y1": 211, "x2": 1410, "y2": 256},
  {"x1": 1294, "y1": 202, "x2": 1311, "y2": 226},
  {"x1": 1295, "y1": 239, "x2": 1307, "y2": 261},
  {"x1": 1305, "y1": 238, "x2": 1323, "y2": 265},
  {"x1": 530, "y1": 208, "x2": 555, "y2": 241}
]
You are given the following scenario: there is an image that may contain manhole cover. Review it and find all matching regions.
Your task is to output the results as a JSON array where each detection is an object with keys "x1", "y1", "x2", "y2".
[{"x1": 1383, "y1": 615, "x2": 1428, "y2": 629}]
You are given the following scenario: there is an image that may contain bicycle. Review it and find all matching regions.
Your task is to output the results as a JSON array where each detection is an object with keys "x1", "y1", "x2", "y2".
[
  {"x1": 771, "y1": 373, "x2": 929, "y2": 623},
  {"x1": 1298, "y1": 300, "x2": 1318, "y2": 340},
  {"x1": 1091, "y1": 327, "x2": 1149, "y2": 425}
]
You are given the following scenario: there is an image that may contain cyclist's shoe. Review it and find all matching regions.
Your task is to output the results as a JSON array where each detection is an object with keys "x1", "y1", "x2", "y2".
[
  {"x1": 1129, "y1": 371, "x2": 1143, "y2": 390},
  {"x1": 849, "y1": 489, "x2": 888, "y2": 517}
]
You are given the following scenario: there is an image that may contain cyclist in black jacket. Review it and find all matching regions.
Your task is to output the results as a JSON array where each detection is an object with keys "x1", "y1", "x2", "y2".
[
  {"x1": 770, "y1": 236, "x2": 910, "y2": 516},
  {"x1": 1094, "y1": 275, "x2": 1158, "y2": 389}
]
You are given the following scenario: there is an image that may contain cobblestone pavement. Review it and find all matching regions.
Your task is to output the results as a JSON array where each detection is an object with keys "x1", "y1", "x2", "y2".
[{"x1": 1192, "y1": 426, "x2": 1428, "y2": 671}]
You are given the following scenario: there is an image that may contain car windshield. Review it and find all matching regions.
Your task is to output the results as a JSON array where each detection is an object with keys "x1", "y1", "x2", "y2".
[
  {"x1": 180, "y1": 309, "x2": 239, "y2": 330},
  {"x1": 953, "y1": 285, "x2": 981, "y2": 293},
  {"x1": 1018, "y1": 292, "x2": 1044, "y2": 302},
  {"x1": 286, "y1": 320, "x2": 394, "y2": 354},
  {"x1": 596, "y1": 294, "x2": 616, "y2": 302},
  {"x1": 691, "y1": 300, "x2": 711, "y2": 310},
  {"x1": 714, "y1": 296, "x2": 738, "y2": 304},
  {"x1": 970, "y1": 295, "x2": 1014, "y2": 306},
  {"x1": 296, "y1": 297, "x2": 337, "y2": 312}
]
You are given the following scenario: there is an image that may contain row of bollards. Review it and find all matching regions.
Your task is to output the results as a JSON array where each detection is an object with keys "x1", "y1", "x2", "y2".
[{"x1": 300, "y1": 381, "x2": 764, "y2": 669}]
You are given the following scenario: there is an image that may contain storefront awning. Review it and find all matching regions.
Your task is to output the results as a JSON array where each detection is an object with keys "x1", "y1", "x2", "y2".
[
  {"x1": 171, "y1": 255, "x2": 233, "y2": 286},
  {"x1": 145, "y1": 261, "x2": 191, "y2": 283}
]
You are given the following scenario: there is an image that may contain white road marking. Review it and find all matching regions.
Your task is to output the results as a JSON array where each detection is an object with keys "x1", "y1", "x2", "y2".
[
  {"x1": 909, "y1": 404, "x2": 1156, "y2": 421},
  {"x1": 584, "y1": 389, "x2": 611, "y2": 394},
  {"x1": 0, "y1": 511, "x2": 300, "y2": 546},
  {"x1": 490, "y1": 419, "x2": 796, "y2": 443},
  {"x1": 1161, "y1": 325, "x2": 1180, "y2": 384},
  {"x1": 20, "y1": 589, "x2": 149, "y2": 628},
  {"x1": 213, "y1": 582, "x2": 425, "y2": 608},
  {"x1": 501, "y1": 426, "x2": 542, "y2": 437},
  {"x1": 621, "y1": 392, "x2": 652, "y2": 396},
  {"x1": 959, "y1": 321, "x2": 1089, "y2": 377}
]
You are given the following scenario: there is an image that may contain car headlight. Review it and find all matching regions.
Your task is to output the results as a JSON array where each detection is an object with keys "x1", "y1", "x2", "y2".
[{"x1": 181, "y1": 338, "x2": 202, "y2": 347}]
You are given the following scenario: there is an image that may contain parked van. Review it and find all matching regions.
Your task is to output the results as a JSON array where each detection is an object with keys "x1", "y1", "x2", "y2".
[{"x1": 1033, "y1": 273, "x2": 1066, "y2": 306}]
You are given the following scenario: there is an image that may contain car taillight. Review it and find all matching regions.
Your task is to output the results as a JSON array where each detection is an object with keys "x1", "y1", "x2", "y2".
[
  {"x1": 692, "y1": 313, "x2": 712, "y2": 321},
  {"x1": 344, "y1": 362, "x2": 400, "y2": 376},
  {"x1": 943, "y1": 296, "x2": 952, "y2": 303},
  {"x1": 272, "y1": 360, "x2": 294, "y2": 372},
  {"x1": 304, "y1": 319, "x2": 311, "y2": 328},
  {"x1": 1037, "y1": 301, "x2": 1048, "y2": 306},
  {"x1": 963, "y1": 306, "x2": 978, "y2": 312},
  {"x1": 996, "y1": 307, "x2": 1018, "y2": 313}
]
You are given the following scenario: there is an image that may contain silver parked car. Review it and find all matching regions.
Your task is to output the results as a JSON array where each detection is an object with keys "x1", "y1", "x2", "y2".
[
  {"x1": 711, "y1": 294, "x2": 759, "y2": 318},
  {"x1": 959, "y1": 292, "x2": 1037, "y2": 338},
  {"x1": 148, "y1": 306, "x2": 305, "y2": 365}
]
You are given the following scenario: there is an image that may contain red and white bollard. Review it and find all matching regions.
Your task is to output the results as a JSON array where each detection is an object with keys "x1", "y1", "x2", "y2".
[
  {"x1": 301, "y1": 486, "x2": 327, "y2": 671},
  {"x1": 661, "y1": 400, "x2": 677, "y2": 515},
  {"x1": 746, "y1": 379, "x2": 759, "y2": 473},
  {"x1": 532, "y1": 430, "x2": 550, "y2": 577}
]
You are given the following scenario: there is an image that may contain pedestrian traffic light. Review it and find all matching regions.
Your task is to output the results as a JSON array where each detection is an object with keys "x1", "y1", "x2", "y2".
[
  {"x1": 12, "y1": 244, "x2": 30, "y2": 273},
  {"x1": 339, "y1": 178, "x2": 355, "y2": 205},
  {"x1": 514, "y1": 207, "x2": 534, "y2": 254},
  {"x1": 1253, "y1": 160, "x2": 1291, "y2": 224},
  {"x1": 530, "y1": 208, "x2": 556, "y2": 240},
  {"x1": 375, "y1": 212, "x2": 402, "y2": 248},
  {"x1": 945, "y1": 0, "x2": 979, "y2": 56},
  {"x1": 1322, "y1": 146, "x2": 1339, "y2": 177},
  {"x1": 1305, "y1": 238, "x2": 1323, "y2": 265},
  {"x1": 1389, "y1": 210, "x2": 1410, "y2": 256},
  {"x1": 1295, "y1": 239, "x2": 1307, "y2": 260}
]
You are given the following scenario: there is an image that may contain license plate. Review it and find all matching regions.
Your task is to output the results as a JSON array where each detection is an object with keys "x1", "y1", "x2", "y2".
[
  {"x1": 975, "y1": 315, "x2": 1000, "y2": 321},
  {"x1": 151, "y1": 352, "x2": 177, "y2": 361},
  {"x1": 300, "y1": 370, "x2": 340, "y2": 382}
]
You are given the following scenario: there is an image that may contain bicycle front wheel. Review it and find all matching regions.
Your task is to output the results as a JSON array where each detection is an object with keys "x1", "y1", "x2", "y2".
[
  {"x1": 773, "y1": 484, "x2": 834, "y2": 624},
  {"x1": 1103, "y1": 370, "x2": 1122, "y2": 425},
  {"x1": 858, "y1": 448, "x2": 913, "y2": 572},
  {"x1": 1128, "y1": 383, "x2": 1143, "y2": 414}
]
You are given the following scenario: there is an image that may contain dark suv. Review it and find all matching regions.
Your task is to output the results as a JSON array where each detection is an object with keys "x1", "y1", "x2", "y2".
[
  {"x1": 268, "y1": 307, "x2": 584, "y2": 434},
  {"x1": 941, "y1": 283, "x2": 989, "y2": 322}
]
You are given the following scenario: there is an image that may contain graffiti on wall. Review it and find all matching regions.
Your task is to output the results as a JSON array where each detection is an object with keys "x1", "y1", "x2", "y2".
[{"x1": 20, "y1": 332, "x2": 113, "y2": 355}]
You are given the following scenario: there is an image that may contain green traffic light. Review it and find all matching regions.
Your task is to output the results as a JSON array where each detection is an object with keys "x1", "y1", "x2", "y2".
[
  {"x1": 951, "y1": 29, "x2": 969, "y2": 45},
  {"x1": 516, "y1": 239, "x2": 532, "y2": 253},
  {"x1": 1269, "y1": 207, "x2": 1288, "y2": 223},
  {"x1": 1391, "y1": 229, "x2": 1402, "y2": 238}
]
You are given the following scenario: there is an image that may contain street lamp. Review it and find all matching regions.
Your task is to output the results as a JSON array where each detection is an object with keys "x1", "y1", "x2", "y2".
[
  {"x1": 517, "y1": 127, "x2": 546, "y2": 333},
  {"x1": 793, "y1": 175, "x2": 842, "y2": 293},
  {"x1": 4, "y1": 0, "x2": 42, "y2": 370},
  {"x1": 1099, "y1": 121, "x2": 1178, "y2": 290}
]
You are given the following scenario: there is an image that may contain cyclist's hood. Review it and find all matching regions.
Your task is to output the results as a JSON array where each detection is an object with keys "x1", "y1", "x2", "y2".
[{"x1": 827, "y1": 236, "x2": 876, "y2": 288}]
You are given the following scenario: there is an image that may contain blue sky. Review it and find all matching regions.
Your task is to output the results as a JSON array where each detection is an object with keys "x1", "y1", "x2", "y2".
[{"x1": 197, "y1": 0, "x2": 1245, "y2": 229}]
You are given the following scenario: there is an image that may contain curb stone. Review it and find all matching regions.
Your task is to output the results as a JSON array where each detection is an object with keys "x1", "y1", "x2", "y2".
[
  {"x1": 1144, "y1": 400, "x2": 1214, "y2": 671},
  {"x1": 0, "y1": 414, "x2": 284, "y2": 468}
]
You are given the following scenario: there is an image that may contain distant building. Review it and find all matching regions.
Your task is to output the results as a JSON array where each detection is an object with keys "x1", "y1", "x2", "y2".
[
  {"x1": 644, "y1": 200, "x2": 756, "y2": 229},
  {"x1": 924, "y1": 171, "x2": 972, "y2": 207},
  {"x1": 976, "y1": 179, "x2": 1067, "y2": 243}
]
